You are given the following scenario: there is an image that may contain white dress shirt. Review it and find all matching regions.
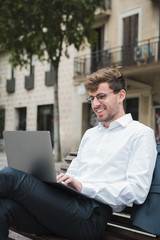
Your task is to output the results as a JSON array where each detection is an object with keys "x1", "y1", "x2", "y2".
[{"x1": 66, "y1": 114, "x2": 157, "y2": 212}]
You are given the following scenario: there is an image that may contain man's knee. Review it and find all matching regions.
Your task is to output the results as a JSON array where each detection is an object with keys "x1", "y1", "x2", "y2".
[
  {"x1": 0, "y1": 167, "x2": 27, "y2": 197},
  {"x1": 0, "y1": 167, "x2": 15, "y2": 184},
  {"x1": 0, "y1": 167, "x2": 26, "y2": 180},
  {"x1": 1, "y1": 166, "x2": 18, "y2": 176}
]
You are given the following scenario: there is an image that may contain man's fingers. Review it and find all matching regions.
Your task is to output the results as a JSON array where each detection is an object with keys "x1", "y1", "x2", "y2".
[
  {"x1": 57, "y1": 174, "x2": 70, "y2": 183},
  {"x1": 64, "y1": 178, "x2": 73, "y2": 185},
  {"x1": 56, "y1": 174, "x2": 82, "y2": 192},
  {"x1": 56, "y1": 173, "x2": 65, "y2": 181}
]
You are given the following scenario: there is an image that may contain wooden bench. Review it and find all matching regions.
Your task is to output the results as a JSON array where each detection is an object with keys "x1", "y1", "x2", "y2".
[{"x1": 8, "y1": 151, "x2": 160, "y2": 240}]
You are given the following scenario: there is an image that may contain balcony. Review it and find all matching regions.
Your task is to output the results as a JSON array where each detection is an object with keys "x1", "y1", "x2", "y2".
[
  {"x1": 74, "y1": 36, "x2": 160, "y2": 78},
  {"x1": 25, "y1": 64, "x2": 35, "y2": 90},
  {"x1": 6, "y1": 78, "x2": 15, "y2": 93},
  {"x1": 25, "y1": 75, "x2": 34, "y2": 90},
  {"x1": 45, "y1": 70, "x2": 55, "y2": 86},
  {"x1": 95, "y1": 0, "x2": 111, "y2": 20}
]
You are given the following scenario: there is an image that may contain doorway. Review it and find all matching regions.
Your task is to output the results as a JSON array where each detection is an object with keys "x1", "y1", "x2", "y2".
[
  {"x1": 122, "y1": 14, "x2": 138, "y2": 66},
  {"x1": 37, "y1": 104, "x2": 54, "y2": 146},
  {"x1": 15, "y1": 107, "x2": 27, "y2": 130}
]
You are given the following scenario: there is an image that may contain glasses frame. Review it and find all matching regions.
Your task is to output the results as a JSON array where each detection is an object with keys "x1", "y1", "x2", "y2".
[{"x1": 86, "y1": 90, "x2": 121, "y2": 104}]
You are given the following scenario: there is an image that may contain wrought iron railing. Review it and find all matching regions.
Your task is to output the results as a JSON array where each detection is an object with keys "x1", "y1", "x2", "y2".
[{"x1": 74, "y1": 36, "x2": 160, "y2": 77}]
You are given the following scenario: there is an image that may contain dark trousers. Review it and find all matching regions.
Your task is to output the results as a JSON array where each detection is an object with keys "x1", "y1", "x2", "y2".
[{"x1": 0, "y1": 167, "x2": 112, "y2": 240}]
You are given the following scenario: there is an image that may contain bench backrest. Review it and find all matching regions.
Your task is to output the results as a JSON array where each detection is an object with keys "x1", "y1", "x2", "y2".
[{"x1": 131, "y1": 142, "x2": 160, "y2": 237}]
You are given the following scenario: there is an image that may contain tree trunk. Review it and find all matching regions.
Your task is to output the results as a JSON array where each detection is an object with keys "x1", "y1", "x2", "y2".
[{"x1": 53, "y1": 65, "x2": 61, "y2": 162}]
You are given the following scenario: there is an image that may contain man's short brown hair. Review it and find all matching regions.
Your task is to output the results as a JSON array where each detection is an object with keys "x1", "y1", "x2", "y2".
[{"x1": 85, "y1": 68, "x2": 127, "y2": 92}]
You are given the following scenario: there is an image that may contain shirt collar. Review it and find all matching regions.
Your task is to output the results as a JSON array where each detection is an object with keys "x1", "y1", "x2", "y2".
[{"x1": 98, "y1": 113, "x2": 133, "y2": 130}]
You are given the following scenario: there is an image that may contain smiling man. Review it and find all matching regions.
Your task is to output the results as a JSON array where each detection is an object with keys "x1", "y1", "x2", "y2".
[
  {"x1": 0, "y1": 68, "x2": 157, "y2": 240},
  {"x1": 58, "y1": 68, "x2": 157, "y2": 211}
]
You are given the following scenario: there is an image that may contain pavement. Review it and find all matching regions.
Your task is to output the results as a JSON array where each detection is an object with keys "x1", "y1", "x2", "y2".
[{"x1": 0, "y1": 152, "x2": 7, "y2": 169}]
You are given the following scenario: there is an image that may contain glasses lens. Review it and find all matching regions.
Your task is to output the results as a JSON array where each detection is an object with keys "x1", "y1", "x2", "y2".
[{"x1": 97, "y1": 93, "x2": 107, "y2": 101}]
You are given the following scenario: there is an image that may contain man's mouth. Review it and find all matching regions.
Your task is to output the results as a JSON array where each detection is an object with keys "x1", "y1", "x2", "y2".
[
  {"x1": 94, "y1": 107, "x2": 106, "y2": 114},
  {"x1": 96, "y1": 109, "x2": 104, "y2": 113}
]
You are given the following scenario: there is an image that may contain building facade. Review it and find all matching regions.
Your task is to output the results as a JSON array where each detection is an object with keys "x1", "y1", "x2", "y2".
[
  {"x1": 73, "y1": 0, "x2": 160, "y2": 147},
  {"x1": 0, "y1": 47, "x2": 75, "y2": 158},
  {"x1": 0, "y1": 0, "x2": 160, "y2": 158}
]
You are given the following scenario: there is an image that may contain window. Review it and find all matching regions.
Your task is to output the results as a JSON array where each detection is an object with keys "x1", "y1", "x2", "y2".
[
  {"x1": 0, "y1": 107, "x2": 5, "y2": 138},
  {"x1": 125, "y1": 98, "x2": 139, "y2": 120},
  {"x1": 122, "y1": 14, "x2": 138, "y2": 66},
  {"x1": 0, "y1": 107, "x2": 5, "y2": 152},
  {"x1": 37, "y1": 104, "x2": 54, "y2": 146},
  {"x1": 155, "y1": 107, "x2": 160, "y2": 142},
  {"x1": 15, "y1": 107, "x2": 27, "y2": 130},
  {"x1": 91, "y1": 25, "x2": 105, "y2": 72}
]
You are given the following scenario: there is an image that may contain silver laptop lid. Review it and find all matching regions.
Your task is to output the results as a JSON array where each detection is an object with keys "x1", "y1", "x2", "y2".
[{"x1": 3, "y1": 131, "x2": 56, "y2": 183}]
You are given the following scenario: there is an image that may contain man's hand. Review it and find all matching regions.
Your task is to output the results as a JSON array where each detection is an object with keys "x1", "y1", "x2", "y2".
[{"x1": 57, "y1": 173, "x2": 82, "y2": 192}]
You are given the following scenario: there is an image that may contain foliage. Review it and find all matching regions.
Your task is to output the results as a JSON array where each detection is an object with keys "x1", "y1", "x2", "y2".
[
  {"x1": 0, "y1": 0, "x2": 104, "y2": 67},
  {"x1": 0, "y1": 0, "x2": 105, "y2": 160}
]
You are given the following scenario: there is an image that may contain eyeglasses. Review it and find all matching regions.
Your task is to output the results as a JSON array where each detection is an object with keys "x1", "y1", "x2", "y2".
[{"x1": 86, "y1": 90, "x2": 120, "y2": 104}]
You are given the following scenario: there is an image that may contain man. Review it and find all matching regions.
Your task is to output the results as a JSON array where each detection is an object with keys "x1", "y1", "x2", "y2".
[{"x1": 0, "y1": 68, "x2": 157, "y2": 240}]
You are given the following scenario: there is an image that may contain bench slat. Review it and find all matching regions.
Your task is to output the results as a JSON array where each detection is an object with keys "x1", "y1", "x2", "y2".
[
  {"x1": 59, "y1": 164, "x2": 70, "y2": 172},
  {"x1": 64, "y1": 155, "x2": 76, "y2": 164},
  {"x1": 9, "y1": 230, "x2": 67, "y2": 240},
  {"x1": 9, "y1": 230, "x2": 34, "y2": 239},
  {"x1": 69, "y1": 151, "x2": 78, "y2": 156},
  {"x1": 109, "y1": 214, "x2": 132, "y2": 228},
  {"x1": 104, "y1": 225, "x2": 156, "y2": 240}
]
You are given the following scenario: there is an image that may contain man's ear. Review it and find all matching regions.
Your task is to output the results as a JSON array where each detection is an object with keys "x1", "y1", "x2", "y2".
[{"x1": 118, "y1": 89, "x2": 126, "y2": 103}]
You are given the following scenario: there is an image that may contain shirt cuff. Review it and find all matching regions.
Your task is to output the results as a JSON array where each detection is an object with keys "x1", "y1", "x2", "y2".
[{"x1": 81, "y1": 184, "x2": 96, "y2": 198}]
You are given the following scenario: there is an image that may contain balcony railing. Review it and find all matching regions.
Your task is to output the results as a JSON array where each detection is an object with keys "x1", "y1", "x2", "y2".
[
  {"x1": 25, "y1": 75, "x2": 34, "y2": 90},
  {"x1": 74, "y1": 36, "x2": 160, "y2": 77},
  {"x1": 45, "y1": 70, "x2": 55, "y2": 86},
  {"x1": 6, "y1": 78, "x2": 15, "y2": 93}
]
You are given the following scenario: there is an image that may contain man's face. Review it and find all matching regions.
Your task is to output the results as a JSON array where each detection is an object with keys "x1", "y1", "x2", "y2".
[{"x1": 88, "y1": 82, "x2": 124, "y2": 127}]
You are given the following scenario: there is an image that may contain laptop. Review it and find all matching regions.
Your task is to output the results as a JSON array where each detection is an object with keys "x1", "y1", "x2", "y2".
[{"x1": 3, "y1": 131, "x2": 87, "y2": 197}]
